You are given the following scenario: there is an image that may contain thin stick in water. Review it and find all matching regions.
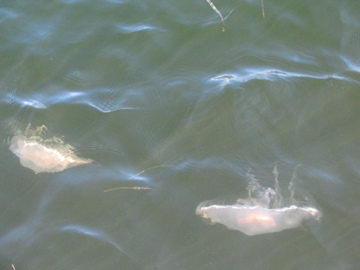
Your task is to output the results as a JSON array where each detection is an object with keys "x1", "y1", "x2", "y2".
[
  {"x1": 261, "y1": 0, "x2": 265, "y2": 17},
  {"x1": 103, "y1": 186, "x2": 151, "y2": 192},
  {"x1": 126, "y1": 165, "x2": 171, "y2": 181},
  {"x1": 12, "y1": 265, "x2": 16, "y2": 270},
  {"x1": 206, "y1": 0, "x2": 225, "y2": 32},
  {"x1": 103, "y1": 165, "x2": 172, "y2": 192}
]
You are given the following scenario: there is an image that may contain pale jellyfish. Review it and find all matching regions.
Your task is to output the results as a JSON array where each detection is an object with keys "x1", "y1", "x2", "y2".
[
  {"x1": 196, "y1": 204, "x2": 320, "y2": 236},
  {"x1": 9, "y1": 125, "x2": 92, "y2": 174},
  {"x1": 196, "y1": 166, "x2": 321, "y2": 236}
]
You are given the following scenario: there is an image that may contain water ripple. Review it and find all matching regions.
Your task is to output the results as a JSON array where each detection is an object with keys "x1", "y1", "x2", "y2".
[
  {"x1": 209, "y1": 69, "x2": 360, "y2": 88},
  {"x1": 115, "y1": 23, "x2": 164, "y2": 34},
  {"x1": 61, "y1": 225, "x2": 136, "y2": 260}
]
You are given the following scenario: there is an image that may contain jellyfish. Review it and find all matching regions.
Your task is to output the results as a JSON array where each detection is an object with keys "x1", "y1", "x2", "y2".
[
  {"x1": 196, "y1": 203, "x2": 320, "y2": 236},
  {"x1": 9, "y1": 125, "x2": 92, "y2": 174},
  {"x1": 196, "y1": 166, "x2": 321, "y2": 236}
]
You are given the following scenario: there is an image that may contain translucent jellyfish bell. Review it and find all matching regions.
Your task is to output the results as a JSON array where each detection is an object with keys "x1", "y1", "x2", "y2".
[
  {"x1": 196, "y1": 166, "x2": 321, "y2": 236},
  {"x1": 196, "y1": 204, "x2": 320, "y2": 236},
  {"x1": 9, "y1": 125, "x2": 92, "y2": 174}
]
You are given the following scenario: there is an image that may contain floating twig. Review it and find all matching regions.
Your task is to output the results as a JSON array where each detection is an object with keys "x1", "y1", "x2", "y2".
[
  {"x1": 206, "y1": 0, "x2": 225, "y2": 32},
  {"x1": 103, "y1": 186, "x2": 151, "y2": 192},
  {"x1": 126, "y1": 165, "x2": 171, "y2": 181},
  {"x1": 12, "y1": 265, "x2": 16, "y2": 270},
  {"x1": 261, "y1": 0, "x2": 265, "y2": 17},
  {"x1": 103, "y1": 165, "x2": 172, "y2": 192}
]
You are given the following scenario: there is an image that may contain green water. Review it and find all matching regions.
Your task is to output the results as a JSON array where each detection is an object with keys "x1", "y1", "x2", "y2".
[{"x1": 0, "y1": 0, "x2": 360, "y2": 269}]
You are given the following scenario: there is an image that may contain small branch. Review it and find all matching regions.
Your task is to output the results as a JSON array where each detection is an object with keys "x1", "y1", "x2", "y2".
[
  {"x1": 261, "y1": 0, "x2": 265, "y2": 18},
  {"x1": 103, "y1": 186, "x2": 151, "y2": 192},
  {"x1": 103, "y1": 165, "x2": 172, "y2": 193},
  {"x1": 126, "y1": 165, "x2": 171, "y2": 181},
  {"x1": 206, "y1": 0, "x2": 225, "y2": 32}
]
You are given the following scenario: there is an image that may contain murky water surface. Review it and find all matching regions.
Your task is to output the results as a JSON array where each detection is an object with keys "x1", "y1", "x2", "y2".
[{"x1": 1, "y1": 0, "x2": 360, "y2": 269}]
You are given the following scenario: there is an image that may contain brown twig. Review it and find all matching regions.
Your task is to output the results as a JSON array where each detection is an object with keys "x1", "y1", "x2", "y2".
[{"x1": 103, "y1": 165, "x2": 172, "y2": 192}]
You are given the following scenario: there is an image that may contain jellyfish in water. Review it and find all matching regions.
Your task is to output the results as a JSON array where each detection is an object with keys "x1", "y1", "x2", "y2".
[
  {"x1": 9, "y1": 125, "x2": 92, "y2": 174},
  {"x1": 196, "y1": 166, "x2": 321, "y2": 236}
]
